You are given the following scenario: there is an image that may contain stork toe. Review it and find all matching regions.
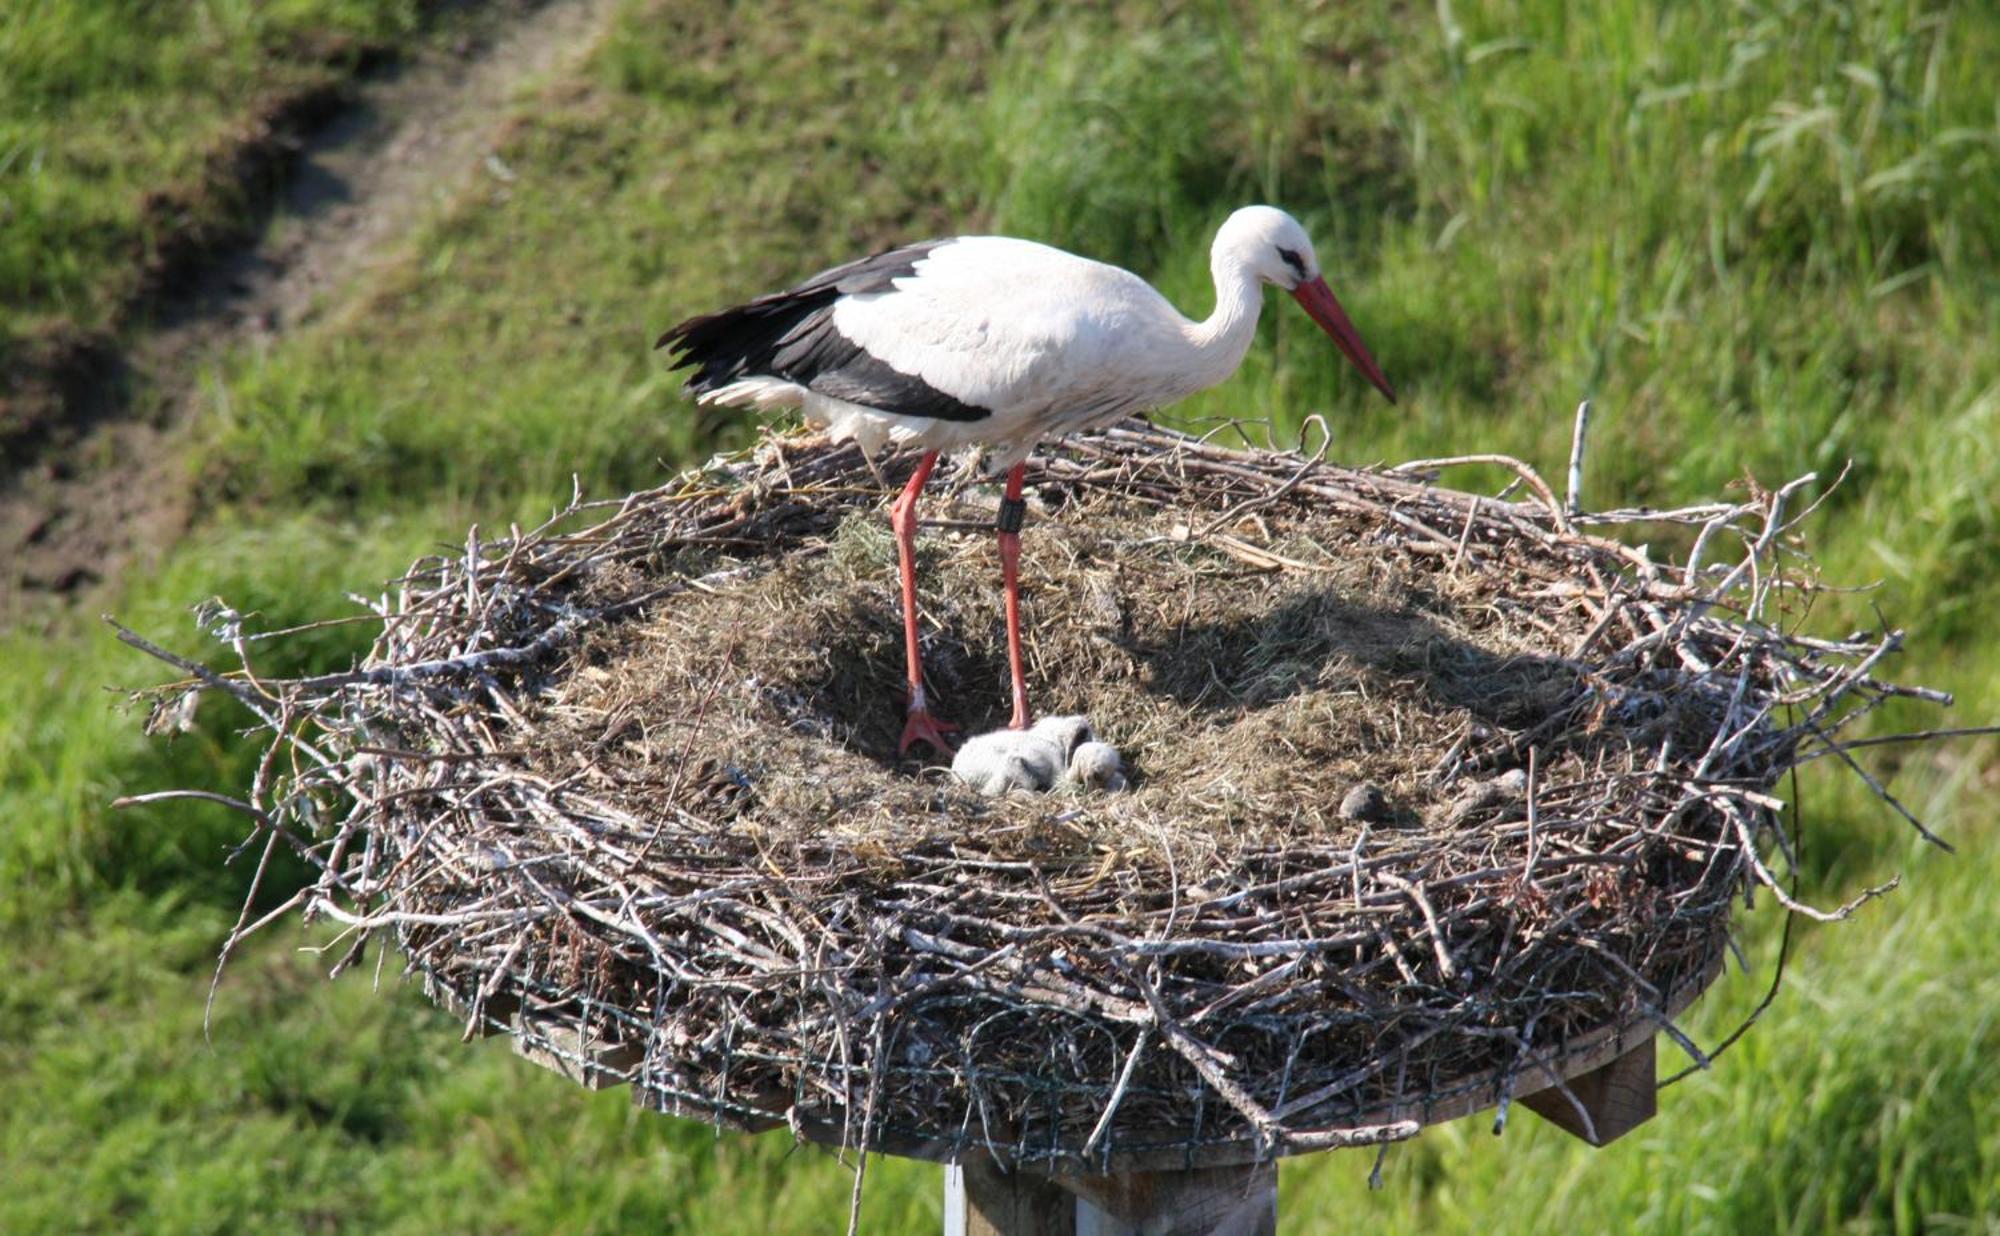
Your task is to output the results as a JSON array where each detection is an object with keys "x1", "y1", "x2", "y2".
[{"x1": 899, "y1": 708, "x2": 961, "y2": 757}]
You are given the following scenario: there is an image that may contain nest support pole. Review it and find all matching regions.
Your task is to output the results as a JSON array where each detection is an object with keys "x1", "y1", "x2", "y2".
[{"x1": 946, "y1": 1160, "x2": 1276, "y2": 1236}]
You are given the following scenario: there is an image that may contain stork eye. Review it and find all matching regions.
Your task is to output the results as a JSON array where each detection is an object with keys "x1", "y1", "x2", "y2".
[{"x1": 1276, "y1": 247, "x2": 1307, "y2": 277}]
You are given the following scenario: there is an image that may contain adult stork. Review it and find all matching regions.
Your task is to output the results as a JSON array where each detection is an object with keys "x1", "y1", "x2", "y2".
[{"x1": 658, "y1": 205, "x2": 1396, "y2": 755}]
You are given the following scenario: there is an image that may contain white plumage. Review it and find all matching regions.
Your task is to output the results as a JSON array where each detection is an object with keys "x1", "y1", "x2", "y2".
[
  {"x1": 951, "y1": 716, "x2": 1124, "y2": 797},
  {"x1": 670, "y1": 207, "x2": 1394, "y2": 465},
  {"x1": 660, "y1": 205, "x2": 1395, "y2": 755}
]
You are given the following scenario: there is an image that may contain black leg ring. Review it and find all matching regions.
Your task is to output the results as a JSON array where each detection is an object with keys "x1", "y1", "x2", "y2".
[{"x1": 996, "y1": 496, "x2": 1027, "y2": 535}]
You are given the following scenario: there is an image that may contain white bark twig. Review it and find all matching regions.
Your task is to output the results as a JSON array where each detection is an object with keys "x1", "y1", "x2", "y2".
[{"x1": 1565, "y1": 399, "x2": 1591, "y2": 516}]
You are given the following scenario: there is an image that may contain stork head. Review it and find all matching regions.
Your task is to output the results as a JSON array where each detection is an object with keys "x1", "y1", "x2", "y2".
[{"x1": 1216, "y1": 205, "x2": 1397, "y2": 404}]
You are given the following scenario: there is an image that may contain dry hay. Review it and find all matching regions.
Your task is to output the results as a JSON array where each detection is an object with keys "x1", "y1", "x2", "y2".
[{"x1": 120, "y1": 418, "x2": 1951, "y2": 1173}]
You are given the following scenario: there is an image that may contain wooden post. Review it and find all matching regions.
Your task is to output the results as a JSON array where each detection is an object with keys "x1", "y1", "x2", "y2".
[
  {"x1": 1067, "y1": 1163, "x2": 1276, "y2": 1236},
  {"x1": 944, "y1": 1160, "x2": 1276, "y2": 1236},
  {"x1": 945, "y1": 1161, "x2": 1076, "y2": 1236}
]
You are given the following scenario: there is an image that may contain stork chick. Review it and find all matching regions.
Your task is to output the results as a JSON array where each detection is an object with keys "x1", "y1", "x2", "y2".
[
  {"x1": 1066, "y1": 741, "x2": 1127, "y2": 793},
  {"x1": 952, "y1": 715, "x2": 1123, "y2": 797}
]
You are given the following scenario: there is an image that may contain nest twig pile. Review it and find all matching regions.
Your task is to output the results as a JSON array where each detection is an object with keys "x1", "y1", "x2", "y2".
[{"x1": 121, "y1": 417, "x2": 1949, "y2": 1173}]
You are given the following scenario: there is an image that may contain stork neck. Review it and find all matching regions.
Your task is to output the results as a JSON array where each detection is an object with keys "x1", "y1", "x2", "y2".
[{"x1": 1182, "y1": 259, "x2": 1265, "y2": 389}]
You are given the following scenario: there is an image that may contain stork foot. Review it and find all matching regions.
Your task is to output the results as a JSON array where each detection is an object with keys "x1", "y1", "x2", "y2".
[{"x1": 899, "y1": 708, "x2": 961, "y2": 757}]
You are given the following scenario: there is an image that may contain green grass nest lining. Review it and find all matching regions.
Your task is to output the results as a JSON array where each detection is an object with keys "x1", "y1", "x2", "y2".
[{"x1": 125, "y1": 419, "x2": 1945, "y2": 1171}]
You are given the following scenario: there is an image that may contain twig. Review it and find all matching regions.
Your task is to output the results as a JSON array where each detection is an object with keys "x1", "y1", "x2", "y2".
[
  {"x1": 1081, "y1": 1027, "x2": 1152, "y2": 1161},
  {"x1": 1378, "y1": 873, "x2": 1457, "y2": 982},
  {"x1": 1565, "y1": 400, "x2": 1592, "y2": 516},
  {"x1": 1796, "y1": 724, "x2": 2000, "y2": 759}
]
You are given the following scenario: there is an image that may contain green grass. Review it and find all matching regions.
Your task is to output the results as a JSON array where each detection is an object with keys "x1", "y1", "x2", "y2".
[
  {"x1": 0, "y1": 894, "x2": 940, "y2": 1233},
  {"x1": 0, "y1": 0, "x2": 424, "y2": 355},
  {"x1": 3, "y1": 0, "x2": 1997, "y2": 1230}
]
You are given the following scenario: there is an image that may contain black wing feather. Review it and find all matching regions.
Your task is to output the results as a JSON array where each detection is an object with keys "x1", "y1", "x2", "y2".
[{"x1": 656, "y1": 240, "x2": 990, "y2": 424}]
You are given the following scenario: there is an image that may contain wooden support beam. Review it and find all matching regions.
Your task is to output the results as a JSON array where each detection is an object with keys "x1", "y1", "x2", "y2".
[
  {"x1": 1520, "y1": 1037, "x2": 1656, "y2": 1146},
  {"x1": 511, "y1": 1004, "x2": 642, "y2": 1091},
  {"x1": 422, "y1": 973, "x2": 518, "y2": 1039}
]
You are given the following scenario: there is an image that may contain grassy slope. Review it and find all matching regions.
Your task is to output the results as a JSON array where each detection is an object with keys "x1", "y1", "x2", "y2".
[
  {"x1": 0, "y1": 0, "x2": 421, "y2": 352},
  {"x1": 3, "y1": 0, "x2": 1996, "y2": 1230}
]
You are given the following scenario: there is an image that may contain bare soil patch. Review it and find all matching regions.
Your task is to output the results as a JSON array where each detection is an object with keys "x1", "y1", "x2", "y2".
[{"x1": 0, "y1": 0, "x2": 617, "y2": 616}]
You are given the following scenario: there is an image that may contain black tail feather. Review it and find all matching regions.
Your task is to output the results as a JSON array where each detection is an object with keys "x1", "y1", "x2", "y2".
[{"x1": 655, "y1": 239, "x2": 990, "y2": 423}]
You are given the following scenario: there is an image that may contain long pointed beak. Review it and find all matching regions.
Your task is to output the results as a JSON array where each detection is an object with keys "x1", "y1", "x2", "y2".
[{"x1": 1290, "y1": 276, "x2": 1397, "y2": 404}]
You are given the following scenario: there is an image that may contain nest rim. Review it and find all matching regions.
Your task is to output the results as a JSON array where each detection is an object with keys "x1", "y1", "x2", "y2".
[{"x1": 127, "y1": 417, "x2": 1944, "y2": 1173}]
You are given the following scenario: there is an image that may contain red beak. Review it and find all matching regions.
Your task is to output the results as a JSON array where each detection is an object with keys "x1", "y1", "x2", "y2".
[{"x1": 1290, "y1": 276, "x2": 1396, "y2": 404}]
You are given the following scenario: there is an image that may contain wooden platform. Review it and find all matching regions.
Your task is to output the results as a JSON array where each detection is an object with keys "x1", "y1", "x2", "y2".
[{"x1": 429, "y1": 946, "x2": 1719, "y2": 1230}]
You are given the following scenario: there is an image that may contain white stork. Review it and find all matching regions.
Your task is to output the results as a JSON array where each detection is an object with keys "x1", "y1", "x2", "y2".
[{"x1": 659, "y1": 205, "x2": 1396, "y2": 756}]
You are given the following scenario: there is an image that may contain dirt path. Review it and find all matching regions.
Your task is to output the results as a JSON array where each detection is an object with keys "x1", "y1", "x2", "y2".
[{"x1": 1, "y1": 0, "x2": 618, "y2": 617}]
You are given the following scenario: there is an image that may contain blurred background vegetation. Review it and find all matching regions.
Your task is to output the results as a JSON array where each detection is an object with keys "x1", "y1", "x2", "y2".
[{"x1": 2, "y1": 0, "x2": 1994, "y2": 1230}]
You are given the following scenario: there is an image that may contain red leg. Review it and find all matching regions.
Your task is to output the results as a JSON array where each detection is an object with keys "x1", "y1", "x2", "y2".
[
  {"x1": 998, "y1": 462, "x2": 1031, "y2": 730},
  {"x1": 889, "y1": 450, "x2": 957, "y2": 755}
]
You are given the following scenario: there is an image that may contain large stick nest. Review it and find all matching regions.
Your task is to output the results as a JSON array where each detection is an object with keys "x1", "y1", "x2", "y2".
[{"x1": 125, "y1": 419, "x2": 1947, "y2": 1173}]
